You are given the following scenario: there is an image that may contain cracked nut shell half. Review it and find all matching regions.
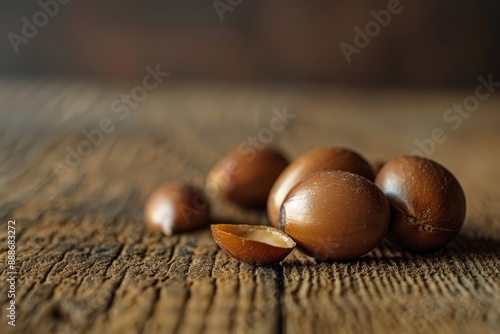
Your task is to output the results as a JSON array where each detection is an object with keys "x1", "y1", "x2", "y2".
[{"x1": 211, "y1": 224, "x2": 295, "y2": 265}]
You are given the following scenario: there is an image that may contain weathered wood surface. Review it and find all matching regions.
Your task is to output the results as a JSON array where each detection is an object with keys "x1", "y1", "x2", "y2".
[{"x1": 0, "y1": 80, "x2": 499, "y2": 334}]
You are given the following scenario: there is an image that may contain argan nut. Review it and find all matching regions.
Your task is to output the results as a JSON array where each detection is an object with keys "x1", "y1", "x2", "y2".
[
  {"x1": 267, "y1": 147, "x2": 375, "y2": 228},
  {"x1": 206, "y1": 148, "x2": 288, "y2": 207},
  {"x1": 211, "y1": 224, "x2": 295, "y2": 265},
  {"x1": 280, "y1": 171, "x2": 390, "y2": 261},
  {"x1": 145, "y1": 183, "x2": 210, "y2": 236},
  {"x1": 375, "y1": 156, "x2": 466, "y2": 252}
]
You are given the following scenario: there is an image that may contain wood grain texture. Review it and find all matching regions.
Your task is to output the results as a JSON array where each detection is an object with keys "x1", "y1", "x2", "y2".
[{"x1": 0, "y1": 80, "x2": 499, "y2": 334}]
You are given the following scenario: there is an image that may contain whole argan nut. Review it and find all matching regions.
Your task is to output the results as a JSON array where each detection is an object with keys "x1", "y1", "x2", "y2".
[
  {"x1": 267, "y1": 147, "x2": 374, "y2": 228},
  {"x1": 211, "y1": 224, "x2": 295, "y2": 265},
  {"x1": 375, "y1": 156, "x2": 466, "y2": 252},
  {"x1": 280, "y1": 171, "x2": 390, "y2": 261},
  {"x1": 145, "y1": 183, "x2": 210, "y2": 236},
  {"x1": 206, "y1": 148, "x2": 288, "y2": 207}
]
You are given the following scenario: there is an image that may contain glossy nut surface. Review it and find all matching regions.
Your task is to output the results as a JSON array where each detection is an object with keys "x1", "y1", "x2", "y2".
[
  {"x1": 280, "y1": 171, "x2": 390, "y2": 261},
  {"x1": 206, "y1": 148, "x2": 288, "y2": 207},
  {"x1": 267, "y1": 147, "x2": 374, "y2": 228},
  {"x1": 375, "y1": 156, "x2": 466, "y2": 252},
  {"x1": 145, "y1": 183, "x2": 210, "y2": 236},
  {"x1": 211, "y1": 224, "x2": 295, "y2": 265}
]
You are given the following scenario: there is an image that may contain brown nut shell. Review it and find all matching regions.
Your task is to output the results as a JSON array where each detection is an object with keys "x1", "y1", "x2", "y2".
[
  {"x1": 211, "y1": 224, "x2": 295, "y2": 265},
  {"x1": 145, "y1": 183, "x2": 210, "y2": 236},
  {"x1": 206, "y1": 148, "x2": 288, "y2": 207},
  {"x1": 267, "y1": 147, "x2": 375, "y2": 228},
  {"x1": 280, "y1": 170, "x2": 390, "y2": 261},
  {"x1": 375, "y1": 156, "x2": 466, "y2": 252}
]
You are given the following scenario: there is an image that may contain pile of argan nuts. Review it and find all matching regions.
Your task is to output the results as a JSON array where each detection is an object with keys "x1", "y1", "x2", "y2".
[{"x1": 145, "y1": 147, "x2": 466, "y2": 265}]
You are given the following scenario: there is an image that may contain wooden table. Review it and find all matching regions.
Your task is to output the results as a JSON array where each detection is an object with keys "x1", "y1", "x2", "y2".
[{"x1": 0, "y1": 80, "x2": 499, "y2": 334}]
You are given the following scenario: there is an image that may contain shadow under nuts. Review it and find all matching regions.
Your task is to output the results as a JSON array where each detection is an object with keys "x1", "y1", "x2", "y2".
[
  {"x1": 206, "y1": 148, "x2": 288, "y2": 207},
  {"x1": 267, "y1": 147, "x2": 375, "y2": 229},
  {"x1": 211, "y1": 224, "x2": 295, "y2": 265},
  {"x1": 280, "y1": 171, "x2": 390, "y2": 261},
  {"x1": 375, "y1": 156, "x2": 466, "y2": 252},
  {"x1": 145, "y1": 183, "x2": 211, "y2": 236}
]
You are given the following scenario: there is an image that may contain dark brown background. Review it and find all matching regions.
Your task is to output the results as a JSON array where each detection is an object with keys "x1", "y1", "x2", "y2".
[{"x1": 1, "y1": 0, "x2": 500, "y2": 87}]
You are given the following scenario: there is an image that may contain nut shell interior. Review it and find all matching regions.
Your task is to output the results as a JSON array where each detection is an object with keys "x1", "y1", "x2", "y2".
[{"x1": 211, "y1": 224, "x2": 295, "y2": 265}]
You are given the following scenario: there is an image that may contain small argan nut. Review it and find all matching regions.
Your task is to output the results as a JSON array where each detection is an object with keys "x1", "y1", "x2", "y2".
[
  {"x1": 267, "y1": 147, "x2": 375, "y2": 228},
  {"x1": 280, "y1": 170, "x2": 390, "y2": 261},
  {"x1": 206, "y1": 148, "x2": 288, "y2": 207},
  {"x1": 145, "y1": 183, "x2": 210, "y2": 236},
  {"x1": 375, "y1": 156, "x2": 466, "y2": 252},
  {"x1": 211, "y1": 224, "x2": 295, "y2": 265}
]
